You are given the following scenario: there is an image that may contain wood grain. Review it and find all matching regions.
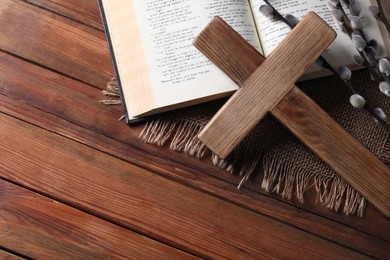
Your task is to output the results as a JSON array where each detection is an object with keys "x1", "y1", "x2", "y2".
[
  {"x1": 198, "y1": 12, "x2": 336, "y2": 158},
  {"x1": 0, "y1": 113, "x2": 367, "y2": 259},
  {"x1": 194, "y1": 16, "x2": 390, "y2": 217},
  {"x1": 0, "y1": 0, "x2": 113, "y2": 88},
  {"x1": 1, "y1": 48, "x2": 390, "y2": 258},
  {"x1": 0, "y1": 180, "x2": 192, "y2": 259},
  {"x1": 272, "y1": 88, "x2": 390, "y2": 217}
]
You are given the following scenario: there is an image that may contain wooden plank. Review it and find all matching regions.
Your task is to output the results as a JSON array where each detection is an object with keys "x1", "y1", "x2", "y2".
[
  {"x1": 194, "y1": 16, "x2": 390, "y2": 217},
  {"x1": 0, "y1": 113, "x2": 368, "y2": 259},
  {"x1": 26, "y1": 0, "x2": 103, "y2": 30},
  {"x1": 1, "y1": 52, "x2": 390, "y2": 258},
  {"x1": 0, "y1": 0, "x2": 113, "y2": 88},
  {"x1": 0, "y1": 249, "x2": 24, "y2": 260},
  {"x1": 0, "y1": 180, "x2": 192, "y2": 259},
  {"x1": 198, "y1": 13, "x2": 336, "y2": 158}
]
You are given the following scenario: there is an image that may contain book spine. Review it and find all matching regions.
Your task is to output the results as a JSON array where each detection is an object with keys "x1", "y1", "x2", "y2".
[{"x1": 97, "y1": 0, "x2": 131, "y2": 124}]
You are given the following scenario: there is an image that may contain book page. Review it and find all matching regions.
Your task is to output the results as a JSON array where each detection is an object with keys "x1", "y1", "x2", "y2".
[
  {"x1": 131, "y1": 0, "x2": 261, "y2": 116},
  {"x1": 249, "y1": 0, "x2": 388, "y2": 76}
]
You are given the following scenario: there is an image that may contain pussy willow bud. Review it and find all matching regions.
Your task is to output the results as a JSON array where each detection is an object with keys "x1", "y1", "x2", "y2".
[
  {"x1": 259, "y1": 5, "x2": 274, "y2": 18},
  {"x1": 350, "y1": 16, "x2": 363, "y2": 30},
  {"x1": 352, "y1": 35, "x2": 366, "y2": 51},
  {"x1": 373, "y1": 108, "x2": 387, "y2": 121},
  {"x1": 379, "y1": 81, "x2": 390, "y2": 96},
  {"x1": 368, "y1": 39, "x2": 379, "y2": 52},
  {"x1": 339, "y1": 66, "x2": 352, "y2": 81},
  {"x1": 353, "y1": 54, "x2": 365, "y2": 66},
  {"x1": 370, "y1": 67, "x2": 381, "y2": 82},
  {"x1": 285, "y1": 14, "x2": 299, "y2": 27},
  {"x1": 350, "y1": 94, "x2": 366, "y2": 109},
  {"x1": 365, "y1": 46, "x2": 377, "y2": 65},
  {"x1": 379, "y1": 58, "x2": 390, "y2": 75},
  {"x1": 368, "y1": 5, "x2": 380, "y2": 18},
  {"x1": 331, "y1": 9, "x2": 343, "y2": 23},
  {"x1": 349, "y1": 0, "x2": 362, "y2": 16}
]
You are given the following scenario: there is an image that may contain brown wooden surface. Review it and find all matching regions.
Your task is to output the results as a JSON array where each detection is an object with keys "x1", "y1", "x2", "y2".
[
  {"x1": 1, "y1": 0, "x2": 389, "y2": 258},
  {"x1": 2, "y1": 113, "x2": 371, "y2": 259},
  {"x1": 194, "y1": 17, "x2": 390, "y2": 217},
  {"x1": 0, "y1": 180, "x2": 192, "y2": 259}
]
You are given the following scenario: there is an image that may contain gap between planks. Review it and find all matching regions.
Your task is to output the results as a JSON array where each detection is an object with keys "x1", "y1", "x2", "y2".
[
  {"x1": 23, "y1": 0, "x2": 104, "y2": 31},
  {"x1": 0, "y1": 247, "x2": 27, "y2": 260}
]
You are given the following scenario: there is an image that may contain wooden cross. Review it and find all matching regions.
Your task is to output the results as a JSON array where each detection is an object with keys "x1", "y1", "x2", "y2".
[{"x1": 193, "y1": 12, "x2": 390, "y2": 217}]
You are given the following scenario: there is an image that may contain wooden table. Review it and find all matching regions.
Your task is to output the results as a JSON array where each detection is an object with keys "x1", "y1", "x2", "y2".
[{"x1": 0, "y1": 1, "x2": 389, "y2": 258}]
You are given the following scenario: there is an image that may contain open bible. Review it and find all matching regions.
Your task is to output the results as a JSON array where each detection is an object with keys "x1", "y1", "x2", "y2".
[{"x1": 98, "y1": 0, "x2": 389, "y2": 124}]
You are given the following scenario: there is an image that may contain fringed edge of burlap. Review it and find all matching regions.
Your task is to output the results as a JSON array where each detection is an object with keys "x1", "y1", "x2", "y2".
[
  {"x1": 262, "y1": 153, "x2": 368, "y2": 217},
  {"x1": 100, "y1": 78, "x2": 122, "y2": 105},
  {"x1": 140, "y1": 118, "x2": 209, "y2": 158},
  {"x1": 262, "y1": 155, "x2": 312, "y2": 204},
  {"x1": 380, "y1": 133, "x2": 390, "y2": 167},
  {"x1": 138, "y1": 118, "x2": 372, "y2": 217}
]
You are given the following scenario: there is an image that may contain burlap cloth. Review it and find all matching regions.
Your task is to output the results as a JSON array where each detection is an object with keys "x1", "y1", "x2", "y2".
[{"x1": 106, "y1": 69, "x2": 389, "y2": 217}]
